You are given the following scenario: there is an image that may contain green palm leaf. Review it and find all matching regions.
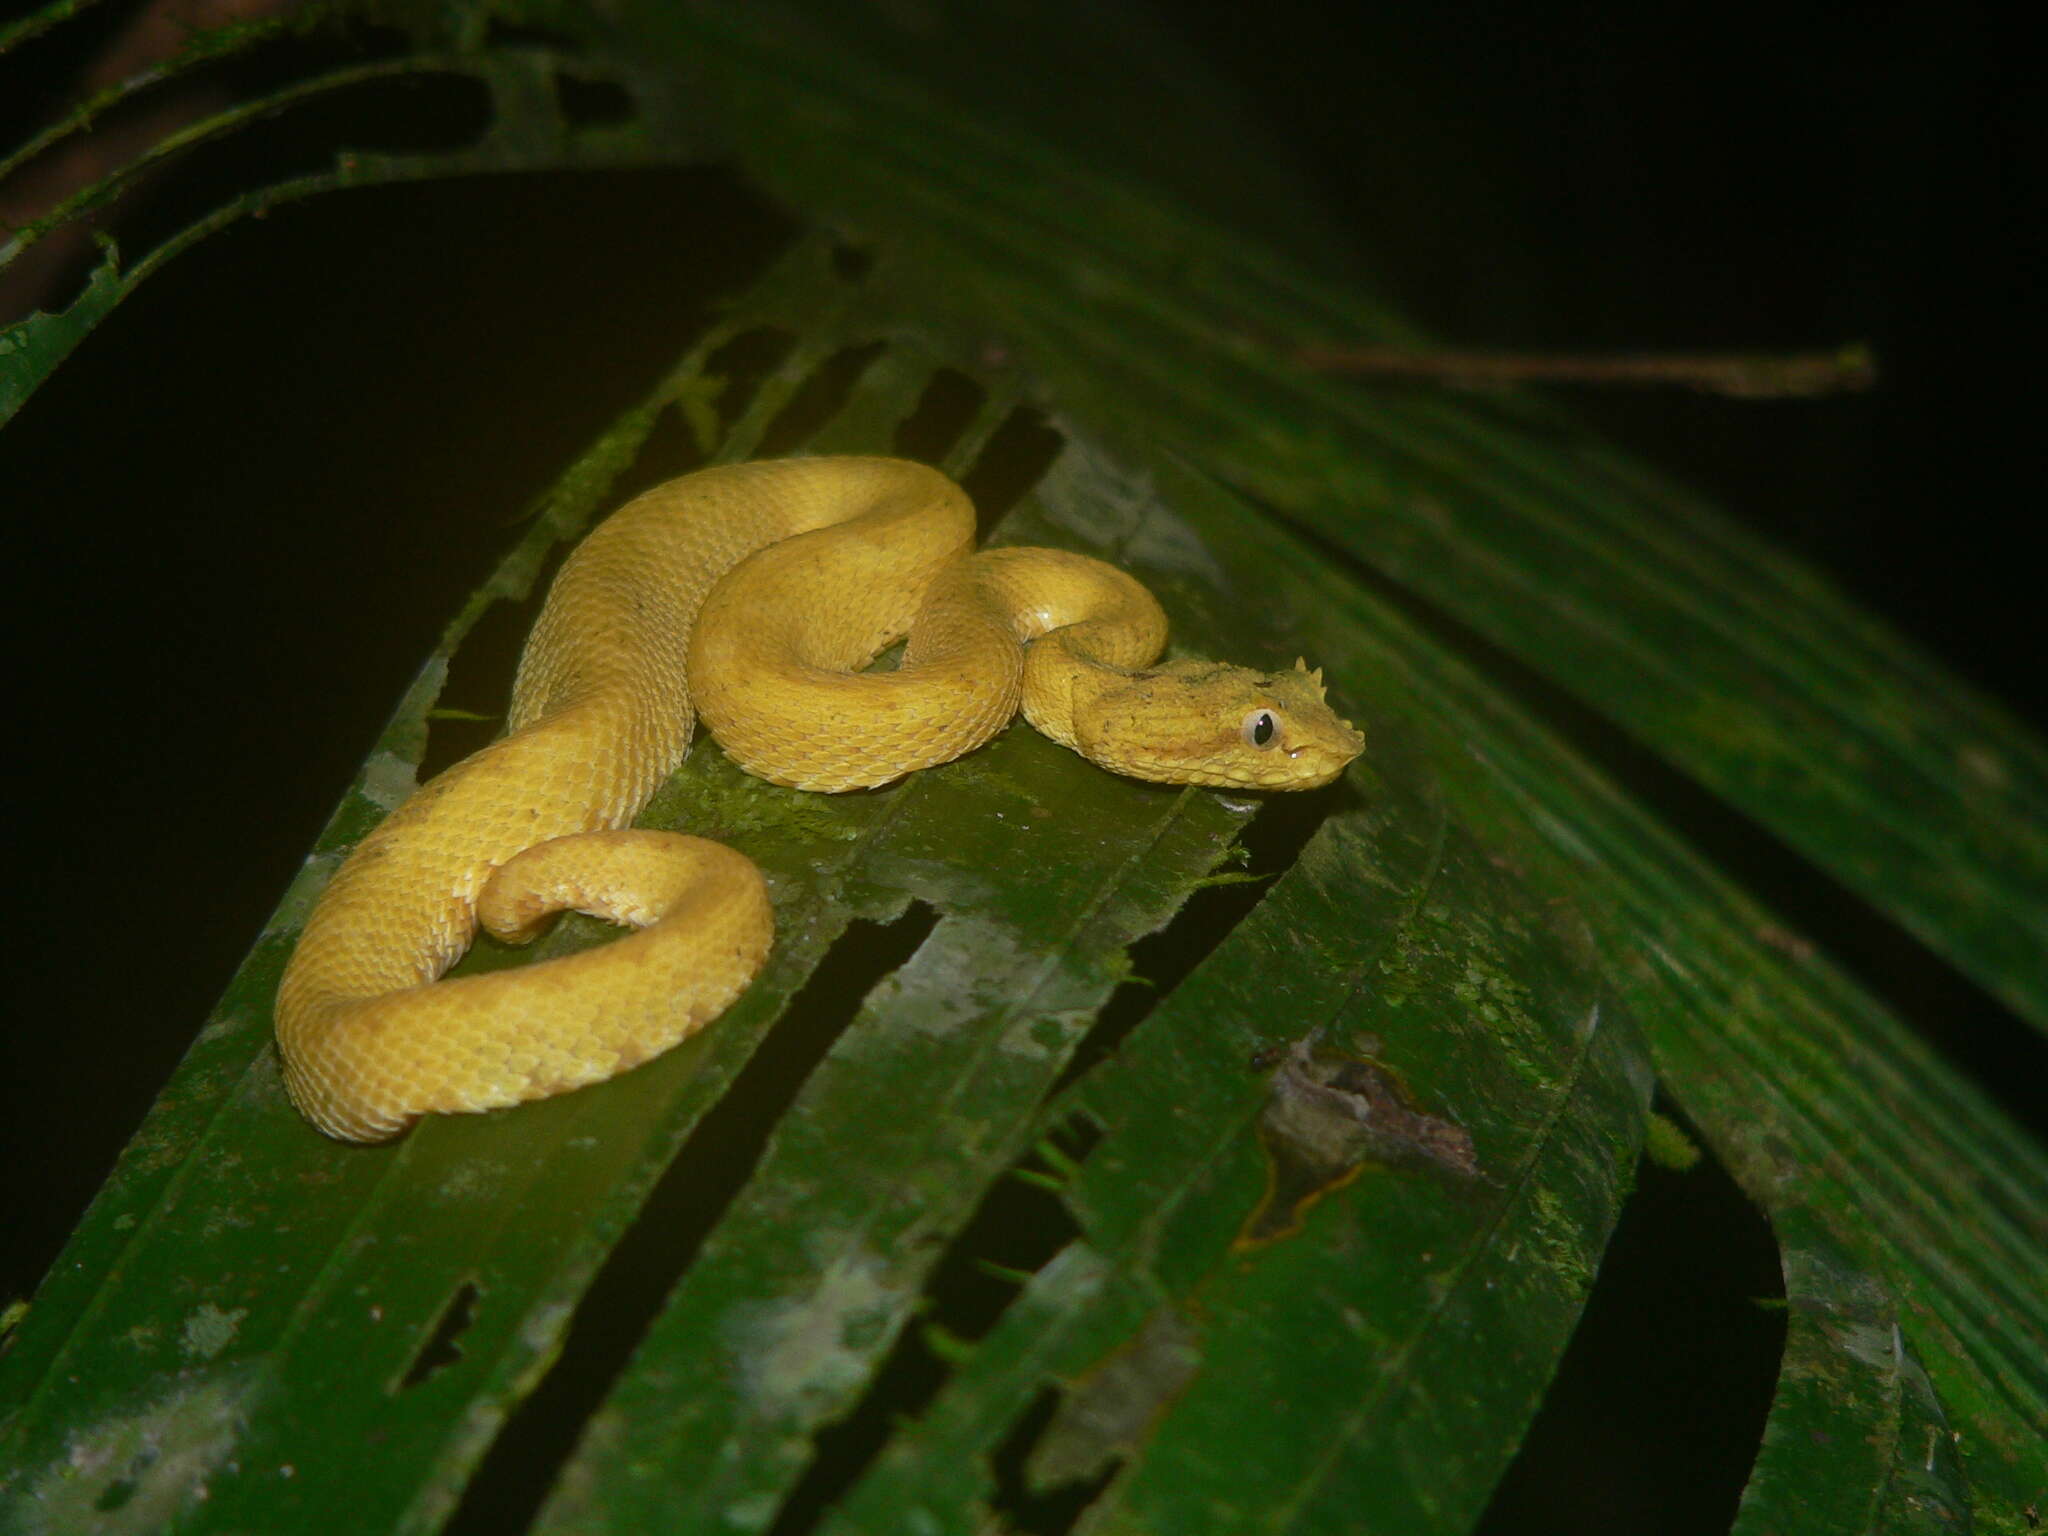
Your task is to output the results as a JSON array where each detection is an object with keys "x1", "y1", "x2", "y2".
[{"x1": 3, "y1": 4, "x2": 2040, "y2": 1533}]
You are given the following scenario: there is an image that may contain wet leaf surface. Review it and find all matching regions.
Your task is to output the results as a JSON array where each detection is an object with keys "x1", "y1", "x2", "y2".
[{"x1": 4, "y1": 4, "x2": 2044, "y2": 1533}]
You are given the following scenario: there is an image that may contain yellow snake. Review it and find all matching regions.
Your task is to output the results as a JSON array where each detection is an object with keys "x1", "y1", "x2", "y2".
[{"x1": 276, "y1": 457, "x2": 1364, "y2": 1142}]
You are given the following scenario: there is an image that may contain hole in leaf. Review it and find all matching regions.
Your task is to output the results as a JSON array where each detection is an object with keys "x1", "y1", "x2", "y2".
[
  {"x1": 444, "y1": 899, "x2": 942, "y2": 1535},
  {"x1": 531, "y1": 323, "x2": 795, "y2": 509},
  {"x1": 754, "y1": 341, "x2": 889, "y2": 459},
  {"x1": 697, "y1": 326, "x2": 801, "y2": 453},
  {"x1": 416, "y1": 595, "x2": 532, "y2": 784},
  {"x1": 942, "y1": 1117, "x2": 1099, "y2": 1349},
  {"x1": 1052, "y1": 777, "x2": 1352, "y2": 1097},
  {"x1": 988, "y1": 1387, "x2": 1120, "y2": 1534},
  {"x1": 582, "y1": 325, "x2": 799, "y2": 517},
  {"x1": 552, "y1": 71, "x2": 633, "y2": 129},
  {"x1": 1474, "y1": 1099, "x2": 1784, "y2": 1536},
  {"x1": 400, "y1": 1280, "x2": 482, "y2": 1389},
  {"x1": 958, "y1": 407, "x2": 1065, "y2": 537},
  {"x1": 894, "y1": 367, "x2": 990, "y2": 465},
  {"x1": 481, "y1": 18, "x2": 580, "y2": 52},
  {"x1": 830, "y1": 241, "x2": 875, "y2": 282},
  {"x1": 765, "y1": 1118, "x2": 1096, "y2": 1534},
  {"x1": 995, "y1": 1303, "x2": 1204, "y2": 1531}
]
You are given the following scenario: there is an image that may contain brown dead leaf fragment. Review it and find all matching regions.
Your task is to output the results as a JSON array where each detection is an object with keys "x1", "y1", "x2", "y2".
[
  {"x1": 1239, "y1": 1034, "x2": 1480, "y2": 1247},
  {"x1": 1024, "y1": 1307, "x2": 1203, "y2": 1493}
]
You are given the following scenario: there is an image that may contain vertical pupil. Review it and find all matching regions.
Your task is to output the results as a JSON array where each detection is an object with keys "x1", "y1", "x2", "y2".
[{"x1": 1253, "y1": 713, "x2": 1275, "y2": 746}]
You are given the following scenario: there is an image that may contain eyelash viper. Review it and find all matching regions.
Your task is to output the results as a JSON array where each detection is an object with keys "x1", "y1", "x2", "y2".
[{"x1": 275, "y1": 456, "x2": 1363, "y2": 1141}]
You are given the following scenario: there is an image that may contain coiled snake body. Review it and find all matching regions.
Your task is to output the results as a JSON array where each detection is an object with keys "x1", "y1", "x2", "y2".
[{"x1": 277, "y1": 457, "x2": 1363, "y2": 1142}]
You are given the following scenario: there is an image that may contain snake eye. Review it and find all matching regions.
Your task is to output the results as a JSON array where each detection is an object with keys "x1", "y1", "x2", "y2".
[{"x1": 1242, "y1": 709, "x2": 1280, "y2": 749}]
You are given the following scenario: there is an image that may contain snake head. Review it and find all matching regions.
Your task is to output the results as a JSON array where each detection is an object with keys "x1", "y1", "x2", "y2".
[{"x1": 1075, "y1": 655, "x2": 1365, "y2": 790}]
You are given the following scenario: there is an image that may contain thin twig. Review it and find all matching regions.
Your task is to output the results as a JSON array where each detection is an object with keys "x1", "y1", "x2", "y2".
[{"x1": 1294, "y1": 341, "x2": 1877, "y2": 399}]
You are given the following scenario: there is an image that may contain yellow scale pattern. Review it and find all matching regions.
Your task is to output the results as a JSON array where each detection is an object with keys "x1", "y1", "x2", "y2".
[{"x1": 276, "y1": 457, "x2": 1363, "y2": 1142}]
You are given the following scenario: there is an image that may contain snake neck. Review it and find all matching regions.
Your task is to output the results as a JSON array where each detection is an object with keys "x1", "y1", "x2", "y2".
[{"x1": 1018, "y1": 627, "x2": 1145, "y2": 759}]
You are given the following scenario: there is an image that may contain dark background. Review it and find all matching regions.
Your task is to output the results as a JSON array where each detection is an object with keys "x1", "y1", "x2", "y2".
[{"x1": 1, "y1": 5, "x2": 2037, "y2": 1532}]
